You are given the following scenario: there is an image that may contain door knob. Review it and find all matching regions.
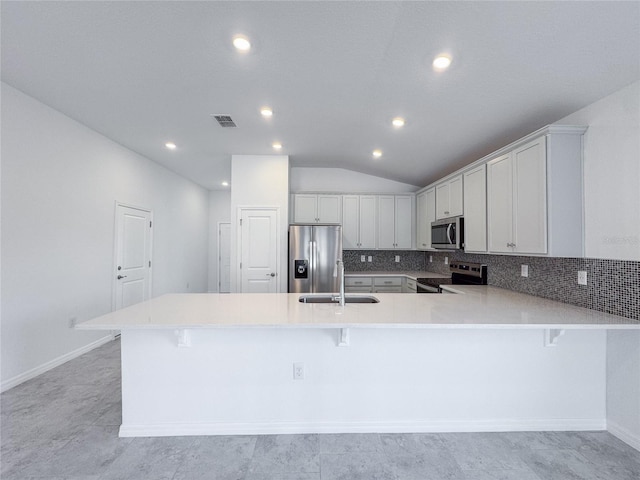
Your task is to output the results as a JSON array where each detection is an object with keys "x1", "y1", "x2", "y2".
[
  {"x1": 266, "y1": 273, "x2": 276, "y2": 277},
  {"x1": 117, "y1": 275, "x2": 127, "y2": 280}
]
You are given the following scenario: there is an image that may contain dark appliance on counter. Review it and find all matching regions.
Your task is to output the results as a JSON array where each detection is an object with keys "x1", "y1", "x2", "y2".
[
  {"x1": 431, "y1": 216, "x2": 464, "y2": 250},
  {"x1": 416, "y1": 261, "x2": 487, "y2": 293}
]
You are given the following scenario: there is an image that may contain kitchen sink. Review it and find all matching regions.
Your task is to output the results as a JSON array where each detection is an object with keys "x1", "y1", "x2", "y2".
[{"x1": 298, "y1": 294, "x2": 380, "y2": 304}]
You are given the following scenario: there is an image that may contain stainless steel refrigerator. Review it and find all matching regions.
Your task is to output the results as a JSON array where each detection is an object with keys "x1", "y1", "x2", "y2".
[{"x1": 288, "y1": 224, "x2": 342, "y2": 293}]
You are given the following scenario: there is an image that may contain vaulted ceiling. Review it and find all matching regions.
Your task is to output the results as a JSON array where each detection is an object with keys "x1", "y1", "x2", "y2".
[{"x1": 2, "y1": 1, "x2": 639, "y2": 190}]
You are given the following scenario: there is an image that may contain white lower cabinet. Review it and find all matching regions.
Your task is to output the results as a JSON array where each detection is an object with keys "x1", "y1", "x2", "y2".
[
  {"x1": 404, "y1": 277, "x2": 417, "y2": 293},
  {"x1": 345, "y1": 276, "x2": 413, "y2": 293},
  {"x1": 372, "y1": 277, "x2": 403, "y2": 293},
  {"x1": 345, "y1": 276, "x2": 373, "y2": 293}
]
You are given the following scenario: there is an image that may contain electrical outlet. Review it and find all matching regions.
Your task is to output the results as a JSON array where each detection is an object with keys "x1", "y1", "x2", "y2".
[
  {"x1": 293, "y1": 362, "x2": 305, "y2": 380},
  {"x1": 521, "y1": 265, "x2": 529, "y2": 277},
  {"x1": 578, "y1": 271, "x2": 587, "y2": 285},
  {"x1": 360, "y1": 255, "x2": 366, "y2": 262},
  {"x1": 429, "y1": 255, "x2": 433, "y2": 263},
  {"x1": 68, "y1": 317, "x2": 77, "y2": 328},
  {"x1": 395, "y1": 255, "x2": 400, "y2": 263},
  {"x1": 367, "y1": 256, "x2": 372, "y2": 262},
  {"x1": 444, "y1": 256, "x2": 449, "y2": 265}
]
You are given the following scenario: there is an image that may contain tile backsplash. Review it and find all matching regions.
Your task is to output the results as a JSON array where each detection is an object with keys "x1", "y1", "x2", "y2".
[
  {"x1": 345, "y1": 249, "x2": 640, "y2": 321},
  {"x1": 343, "y1": 250, "x2": 425, "y2": 272}
]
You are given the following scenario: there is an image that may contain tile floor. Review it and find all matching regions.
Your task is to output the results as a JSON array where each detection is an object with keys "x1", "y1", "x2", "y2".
[{"x1": 2, "y1": 338, "x2": 639, "y2": 480}]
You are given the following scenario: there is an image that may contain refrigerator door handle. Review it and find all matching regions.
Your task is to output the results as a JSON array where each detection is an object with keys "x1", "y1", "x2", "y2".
[{"x1": 309, "y1": 241, "x2": 316, "y2": 284}]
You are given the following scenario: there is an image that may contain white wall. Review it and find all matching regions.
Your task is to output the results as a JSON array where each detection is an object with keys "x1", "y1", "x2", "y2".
[
  {"x1": 1, "y1": 83, "x2": 210, "y2": 389},
  {"x1": 556, "y1": 81, "x2": 640, "y2": 451},
  {"x1": 207, "y1": 190, "x2": 231, "y2": 292},
  {"x1": 556, "y1": 80, "x2": 640, "y2": 262},
  {"x1": 607, "y1": 331, "x2": 640, "y2": 451},
  {"x1": 290, "y1": 167, "x2": 419, "y2": 193},
  {"x1": 230, "y1": 155, "x2": 289, "y2": 293}
]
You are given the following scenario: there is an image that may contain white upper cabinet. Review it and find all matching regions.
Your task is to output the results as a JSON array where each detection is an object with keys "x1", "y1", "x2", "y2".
[
  {"x1": 435, "y1": 175, "x2": 463, "y2": 219},
  {"x1": 486, "y1": 128, "x2": 586, "y2": 257},
  {"x1": 293, "y1": 194, "x2": 341, "y2": 223},
  {"x1": 342, "y1": 195, "x2": 377, "y2": 249},
  {"x1": 463, "y1": 164, "x2": 487, "y2": 252},
  {"x1": 378, "y1": 195, "x2": 412, "y2": 249},
  {"x1": 424, "y1": 124, "x2": 586, "y2": 257},
  {"x1": 416, "y1": 188, "x2": 436, "y2": 250},
  {"x1": 488, "y1": 137, "x2": 547, "y2": 254}
]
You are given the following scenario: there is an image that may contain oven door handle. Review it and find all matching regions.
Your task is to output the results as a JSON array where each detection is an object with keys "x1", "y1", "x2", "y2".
[{"x1": 417, "y1": 282, "x2": 441, "y2": 293}]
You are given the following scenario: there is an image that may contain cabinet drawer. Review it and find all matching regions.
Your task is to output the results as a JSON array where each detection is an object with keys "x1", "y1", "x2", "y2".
[
  {"x1": 405, "y1": 278, "x2": 417, "y2": 291},
  {"x1": 345, "y1": 286, "x2": 373, "y2": 293},
  {"x1": 373, "y1": 277, "x2": 402, "y2": 286},
  {"x1": 345, "y1": 277, "x2": 372, "y2": 287},
  {"x1": 373, "y1": 286, "x2": 403, "y2": 293}
]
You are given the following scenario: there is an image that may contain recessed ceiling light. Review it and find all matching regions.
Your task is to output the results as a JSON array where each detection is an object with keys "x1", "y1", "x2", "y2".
[
  {"x1": 392, "y1": 117, "x2": 405, "y2": 128},
  {"x1": 261, "y1": 107, "x2": 273, "y2": 117},
  {"x1": 233, "y1": 35, "x2": 251, "y2": 51},
  {"x1": 433, "y1": 55, "x2": 452, "y2": 71},
  {"x1": 372, "y1": 149, "x2": 382, "y2": 158},
  {"x1": 165, "y1": 142, "x2": 176, "y2": 150},
  {"x1": 222, "y1": 181, "x2": 229, "y2": 187},
  {"x1": 272, "y1": 142, "x2": 282, "y2": 150}
]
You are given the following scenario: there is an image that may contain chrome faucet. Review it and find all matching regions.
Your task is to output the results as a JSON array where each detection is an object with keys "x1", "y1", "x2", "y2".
[{"x1": 334, "y1": 259, "x2": 345, "y2": 306}]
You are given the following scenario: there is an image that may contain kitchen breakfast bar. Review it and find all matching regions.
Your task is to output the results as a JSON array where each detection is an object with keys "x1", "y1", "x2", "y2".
[{"x1": 77, "y1": 287, "x2": 640, "y2": 438}]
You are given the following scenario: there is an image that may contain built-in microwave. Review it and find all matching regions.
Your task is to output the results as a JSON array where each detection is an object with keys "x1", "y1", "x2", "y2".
[{"x1": 431, "y1": 216, "x2": 464, "y2": 250}]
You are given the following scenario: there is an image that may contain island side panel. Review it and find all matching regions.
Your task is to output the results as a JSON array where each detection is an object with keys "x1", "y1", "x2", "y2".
[{"x1": 119, "y1": 328, "x2": 606, "y2": 437}]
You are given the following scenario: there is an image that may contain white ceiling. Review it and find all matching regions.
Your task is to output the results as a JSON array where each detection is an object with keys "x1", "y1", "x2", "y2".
[{"x1": 2, "y1": 1, "x2": 639, "y2": 190}]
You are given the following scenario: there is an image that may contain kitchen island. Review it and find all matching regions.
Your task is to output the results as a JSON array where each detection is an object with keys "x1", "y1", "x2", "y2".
[{"x1": 78, "y1": 288, "x2": 639, "y2": 438}]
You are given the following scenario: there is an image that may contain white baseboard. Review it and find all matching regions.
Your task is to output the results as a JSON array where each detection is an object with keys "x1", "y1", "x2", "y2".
[
  {"x1": 120, "y1": 418, "x2": 606, "y2": 438},
  {"x1": 1, "y1": 334, "x2": 115, "y2": 392},
  {"x1": 608, "y1": 420, "x2": 640, "y2": 452}
]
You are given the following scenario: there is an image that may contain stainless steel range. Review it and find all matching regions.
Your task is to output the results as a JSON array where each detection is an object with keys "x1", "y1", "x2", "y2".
[{"x1": 416, "y1": 261, "x2": 487, "y2": 293}]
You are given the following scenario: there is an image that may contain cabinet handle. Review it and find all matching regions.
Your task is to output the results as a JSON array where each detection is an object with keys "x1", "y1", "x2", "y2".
[{"x1": 444, "y1": 211, "x2": 449, "y2": 215}]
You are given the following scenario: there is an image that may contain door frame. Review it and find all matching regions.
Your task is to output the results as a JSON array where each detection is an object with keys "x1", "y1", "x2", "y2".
[
  {"x1": 236, "y1": 206, "x2": 280, "y2": 293},
  {"x1": 112, "y1": 201, "x2": 154, "y2": 311},
  {"x1": 217, "y1": 221, "x2": 231, "y2": 293}
]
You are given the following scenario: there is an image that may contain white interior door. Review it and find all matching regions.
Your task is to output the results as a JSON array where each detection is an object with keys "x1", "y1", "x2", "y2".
[
  {"x1": 114, "y1": 204, "x2": 152, "y2": 309},
  {"x1": 218, "y1": 222, "x2": 231, "y2": 293},
  {"x1": 240, "y1": 209, "x2": 279, "y2": 293}
]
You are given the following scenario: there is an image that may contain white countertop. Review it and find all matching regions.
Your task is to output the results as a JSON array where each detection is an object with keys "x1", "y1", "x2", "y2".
[
  {"x1": 77, "y1": 286, "x2": 639, "y2": 331},
  {"x1": 345, "y1": 271, "x2": 450, "y2": 280}
]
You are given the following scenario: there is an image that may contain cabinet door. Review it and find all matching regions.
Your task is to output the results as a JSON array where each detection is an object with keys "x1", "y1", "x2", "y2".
[
  {"x1": 377, "y1": 195, "x2": 396, "y2": 249},
  {"x1": 317, "y1": 195, "x2": 342, "y2": 223},
  {"x1": 416, "y1": 192, "x2": 428, "y2": 249},
  {"x1": 394, "y1": 195, "x2": 412, "y2": 249},
  {"x1": 425, "y1": 188, "x2": 436, "y2": 248},
  {"x1": 358, "y1": 195, "x2": 377, "y2": 249},
  {"x1": 435, "y1": 182, "x2": 450, "y2": 219},
  {"x1": 513, "y1": 137, "x2": 547, "y2": 254},
  {"x1": 342, "y1": 195, "x2": 360, "y2": 249},
  {"x1": 487, "y1": 154, "x2": 513, "y2": 253},
  {"x1": 294, "y1": 194, "x2": 318, "y2": 223},
  {"x1": 463, "y1": 165, "x2": 487, "y2": 252},
  {"x1": 449, "y1": 175, "x2": 463, "y2": 217}
]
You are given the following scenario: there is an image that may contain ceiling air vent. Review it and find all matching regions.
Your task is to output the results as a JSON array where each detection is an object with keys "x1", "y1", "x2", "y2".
[{"x1": 211, "y1": 114, "x2": 237, "y2": 128}]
